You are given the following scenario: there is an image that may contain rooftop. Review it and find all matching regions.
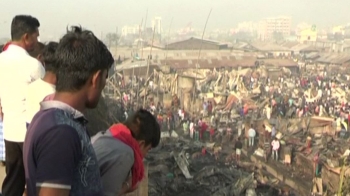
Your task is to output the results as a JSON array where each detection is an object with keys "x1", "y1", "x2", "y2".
[
  {"x1": 316, "y1": 53, "x2": 350, "y2": 64},
  {"x1": 167, "y1": 37, "x2": 227, "y2": 46},
  {"x1": 249, "y1": 42, "x2": 291, "y2": 51}
]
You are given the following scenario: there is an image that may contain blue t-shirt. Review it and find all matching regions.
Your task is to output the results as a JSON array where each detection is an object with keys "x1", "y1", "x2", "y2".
[{"x1": 23, "y1": 101, "x2": 103, "y2": 196}]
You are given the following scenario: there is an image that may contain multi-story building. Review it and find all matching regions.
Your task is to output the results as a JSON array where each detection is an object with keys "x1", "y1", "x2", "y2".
[
  {"x1": 258, "y1": 16, "x2": 292, "y2": 41},
  {"x1": 152, "y1": 17, "x2": 162, "y2": 35},
  {"x1": 121, "y1": 25, "x2": 140, "y2": 37}
]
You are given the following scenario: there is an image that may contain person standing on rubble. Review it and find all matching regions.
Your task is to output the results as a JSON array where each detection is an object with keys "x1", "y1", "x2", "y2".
[
  {"x1": 183, "y1": 120, "x2": 189, "y2": 134},
  {"x1": 312, "y1": 152, "x2": 323, "y2": 195},
  {"x1": 234, "y1": 137, "x2": 243, "y2": 162},
  {"x1": 226, "y1": 124, "x2": 232, "y2": 141},
  {"x1": 264, "y1": 140, "x2": 270, "y2": 162},
  {"x1": 209, "y1": 126, "x2": 215, "y2": 142},
  {"x1": 92, "y1": 109, "x2": 161, "y2": 196},
  {"x1": 271, "y1": 138, "x2": 280, "y2": 161},
  {"x1": 200, "y1": 120, "x2": 208, "y2": 141},
  {"x1": 271, "y1": 125, "x2": 276, "y2": 139},
  {"x1": 284, "y1": 145, "x2": 292, "y2": 166},
  {"x1": 203, "y1": 101, "x2": 208, "y2": 117},
  {"x1": 248, "y1": 125, "x2": 256, "y2": 147},
  {"x1": 263, "y1": 124, "x2": 270, "y2": 141},
  {"x1": 190, "y1": 120, "x2": 194, "y2": 139},
  {"x1": 208, "y1": 101, "x2": 213, "y2": 116},
  {"x1": 237, "y1": 120, "x2": 242, "y2": 137}
]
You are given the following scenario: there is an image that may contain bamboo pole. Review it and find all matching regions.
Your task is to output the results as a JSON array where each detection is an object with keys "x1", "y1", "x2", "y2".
[
  {"x1": 159, "y1": 17, "x2": 173, "y2": 104},
  {"x1": 164, "y1": 17, "x2": 173, "y2": 64},
  {"x1": 337, "y1": 156, "x2": 347, "y2": 196},
  {"x1": 131, "y1": 18, "x2": 144, "y2": 105},
  {"x1": 136, "y1": 10, "x2": 148, "y2": 108},
  {"x1": 142, "y1": 26, "x2": 156, "y2": 108},
  {"x1": 192, "y1": 8, "x2": 213, "y2": 114}
]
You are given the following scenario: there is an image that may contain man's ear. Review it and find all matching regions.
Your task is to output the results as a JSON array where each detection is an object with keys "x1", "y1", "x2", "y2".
[
  {"x1": 37, "y1": 54, "x2": 43, "y2": 64},
  {"x1": 23, "y1": 33, "x2": 30, "y2": 45},
  {"x1": 91, "y1": 70, "x2": 102, "y2": 88},
  {"x1": 137, "y1": 140, "x2": 146, "y2": 147}
]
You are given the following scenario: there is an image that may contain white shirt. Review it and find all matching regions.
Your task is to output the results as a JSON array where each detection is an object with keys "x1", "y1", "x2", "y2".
[
  {"x1": 25, "y1": 79, "x2": 55, "y2": 124},
  {"x1": 248, "y1": 128, "x2": 256, "y2": 137},
  {"x1": 0, "y1": 45, "x2": 45, "y2": 142}
]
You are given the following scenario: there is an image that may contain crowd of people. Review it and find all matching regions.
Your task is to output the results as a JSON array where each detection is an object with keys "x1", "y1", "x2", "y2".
[
  {"x1": 0, "y1": 13, "x2": 347, "y2": 196},
  {"x1": 0, "y1": 15, "x2": 161, "y2": 196}
]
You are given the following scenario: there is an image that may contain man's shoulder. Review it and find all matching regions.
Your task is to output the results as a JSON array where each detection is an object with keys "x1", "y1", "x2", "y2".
[
  {"x1": 27, "y1": 79, "x2": 42, "y2": 88},
  {"x1": 30, "y1": 109, "x2": 66, "y2": 132},
  {"x1": 28, "y1": 79, "x2": 54, "y2": 91},
  {"x1": 31, "y1": 108, "x2": 81, "y2": 133}
]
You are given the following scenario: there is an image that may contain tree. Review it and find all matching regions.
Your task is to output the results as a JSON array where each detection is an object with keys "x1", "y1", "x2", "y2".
[
  {"x1": 105, "y1": 33, "x2": 119, "y2": 47},
  {"x1": 272, "y1": 31, "x2": 284, "y2": 42}
]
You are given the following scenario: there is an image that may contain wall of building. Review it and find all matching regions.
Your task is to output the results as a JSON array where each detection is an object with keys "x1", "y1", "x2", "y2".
[
  {"x1": 298, "y1": 29, "x2": 317, "y2": 43},
  {"x1": 258, "y1": 16, "x2": 292, "y2": 41}
]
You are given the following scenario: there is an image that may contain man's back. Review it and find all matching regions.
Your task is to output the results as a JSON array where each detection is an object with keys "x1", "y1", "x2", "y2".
[
  {"x1": 0, "y1": 45, "x2": 44, "y2": 142},
  {"x1": 24, "y1": 101, "x2": 103, "y2": 196},
  {"x1": 248, "y1": 128, "x2": 256, "y2": 137},
  {"x1": 92, "y1": 130, "x2": 134, "y2": 196},
  {"x1": 25, "y1": 79, "x2": 55, "y2": 124}
]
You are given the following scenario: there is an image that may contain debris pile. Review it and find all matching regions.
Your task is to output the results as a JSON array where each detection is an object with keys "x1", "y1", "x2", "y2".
[
  {"x1": 146, "y1": 138, "x2": 288, "y2": 196},
  {"x1": 99, "y1": 57, "x2": 350, "y2": 195}
]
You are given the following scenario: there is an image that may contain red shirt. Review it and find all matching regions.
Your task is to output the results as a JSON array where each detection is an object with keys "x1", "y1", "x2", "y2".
[{"x1": 201, "y1": 122, "x2": 208, "y2": 131}]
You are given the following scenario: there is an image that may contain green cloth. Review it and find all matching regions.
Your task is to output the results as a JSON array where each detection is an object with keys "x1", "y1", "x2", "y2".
[
  {"x1": 315, "y1": 163, "x2": 320, "y2": 177},
  {"x1": 195, "y1": 131, "x2": 199, "y2": 141}
]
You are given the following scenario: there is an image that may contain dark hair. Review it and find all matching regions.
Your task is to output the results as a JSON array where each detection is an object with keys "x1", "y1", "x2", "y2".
[
  {"x1": 28, "y1": 42, "x2": 45, "y2": 58},
  {"x1": 42, "y1": 42, "x2": 58, "y2": 72},
  {"x1": 55, "y1": 26, "x2": 114, "y2": 92},
  {"x1": 0, "y1": 45, "x2": 3, "y2": 53},
  {"x1": 11, "y1": 15, "x2": 40, "y2": 41},
  {"x1": 124, "y1": 109, "x2": 160, "y2": 148}
]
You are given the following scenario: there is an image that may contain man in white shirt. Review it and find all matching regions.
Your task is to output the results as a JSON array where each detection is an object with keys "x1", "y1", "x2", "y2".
[
  {"x1": 26, "y1": 42, "x2": 58, "y2": 126},
  {"x1": 248, "y1": 125, "x2": 256, "y2": 147},
  {"x1": 0, "y1": 15, "x2": 44, "y2": 196}
]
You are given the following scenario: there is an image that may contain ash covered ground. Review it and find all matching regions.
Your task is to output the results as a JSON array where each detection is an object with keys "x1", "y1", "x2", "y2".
[{"x1": 146, "y1": 137, "x2": 292, "y2": 196}]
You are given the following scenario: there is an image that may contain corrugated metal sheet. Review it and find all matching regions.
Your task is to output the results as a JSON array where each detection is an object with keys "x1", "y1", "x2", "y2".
[
  {"x1": 316, "y1": 53, "x2": 350, "y2": 64},
  {"x1": 250, "y1": 42, "x2": 291, "y2": 51}
]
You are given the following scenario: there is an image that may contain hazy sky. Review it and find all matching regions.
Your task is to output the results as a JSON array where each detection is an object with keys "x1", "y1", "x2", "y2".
[{"x1": 0, "y1": 0, "x2": 349, "y2": 41}]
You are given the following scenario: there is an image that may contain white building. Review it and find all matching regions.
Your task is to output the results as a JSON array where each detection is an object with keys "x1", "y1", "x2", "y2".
[
  {"x1": 121, "y1": 25, "x2": 140, "y2": 37},
  {"x1": 152, "y1": 17, "x2": 162, "y2": 35},
  {"x1": 258, "y1": 16, "x2": 292, "y2": 41}
]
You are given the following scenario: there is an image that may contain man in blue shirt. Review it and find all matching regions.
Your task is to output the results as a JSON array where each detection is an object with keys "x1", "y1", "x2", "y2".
[{"x1": 23, "y1": 26, "x2": 114, "y2": 196}]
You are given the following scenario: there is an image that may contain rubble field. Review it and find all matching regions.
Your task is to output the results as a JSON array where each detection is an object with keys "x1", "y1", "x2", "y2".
[{"x1": 146, "y1": 136, "x2": 297, "y2": 196}]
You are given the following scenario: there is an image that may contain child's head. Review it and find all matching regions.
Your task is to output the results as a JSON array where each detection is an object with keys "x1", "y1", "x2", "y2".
[{"x1": 41, "y1": 42, "x2": 58, "y2": 73}]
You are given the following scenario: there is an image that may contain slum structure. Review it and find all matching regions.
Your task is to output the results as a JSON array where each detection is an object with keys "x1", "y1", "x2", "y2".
[{"x1": 83, "y1": 54, "x2": 350, "y2": 196}]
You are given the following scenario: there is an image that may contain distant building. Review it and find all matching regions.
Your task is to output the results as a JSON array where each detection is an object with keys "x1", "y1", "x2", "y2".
[
  {"x1": 237, "y1": 41, "x2": 291, "y2": 58},
  {"x1": 121, "y1": 25, "x2": 140, "y2": 37},
  {"x1": 258, "y1": 16, "x2": 292, "y2": 41},
  {"x1": 165, "y1": 37, "x2": 228, "y2": 50},
  {"x1": 298, "y1": 27, "x2": 317, "y2": 43},
  {"x1": 332, "y1": 25, "x2": 345, "y2": 35},
  {"x1": 152, "y1": 17, "x2": 162, "y2": 35}
]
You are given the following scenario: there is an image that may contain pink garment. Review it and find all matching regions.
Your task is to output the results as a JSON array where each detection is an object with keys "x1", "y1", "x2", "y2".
[
  {"x1": 271, "y1": 140, "x2": 280, "y2": 150},
  {"x1": 43, "y1": 93, "x2": 55, "y2": 101}
]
